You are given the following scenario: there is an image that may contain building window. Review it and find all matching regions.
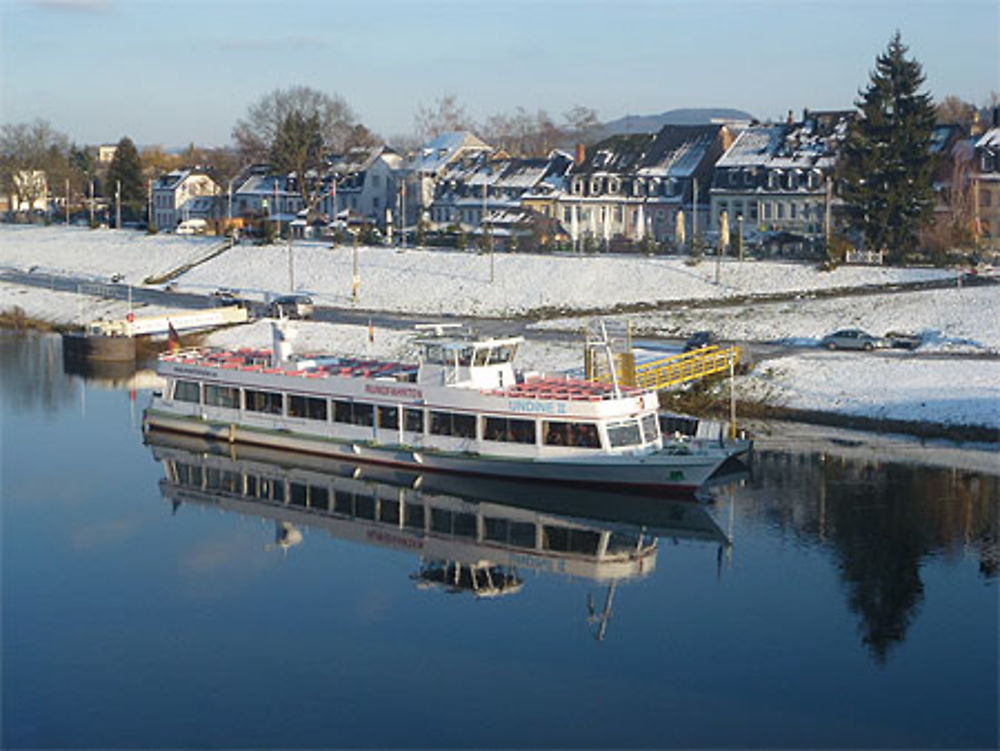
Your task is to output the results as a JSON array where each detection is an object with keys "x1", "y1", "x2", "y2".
[{"x1": 981, "y1": 190, "x2": 992, "y2": 207}]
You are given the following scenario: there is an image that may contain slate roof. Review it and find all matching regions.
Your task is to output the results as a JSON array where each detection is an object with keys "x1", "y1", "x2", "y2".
[
  {"x1": 573, "y1": 125, "x2": 724, "y2": 178},
  {"x1": 716, "y1": 111, "x2": 855, "y2": 170},
  {"x1": 408, "y1": 131, "x2": 492, "y2": 175}
]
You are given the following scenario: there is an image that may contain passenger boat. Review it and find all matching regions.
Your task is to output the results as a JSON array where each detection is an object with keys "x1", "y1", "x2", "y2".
[{"x1": 142, "y1": 324, "x2": 741, "y2": 493}]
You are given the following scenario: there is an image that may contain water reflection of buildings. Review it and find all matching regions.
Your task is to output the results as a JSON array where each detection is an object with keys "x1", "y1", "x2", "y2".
[
  {"x1": 741, "y1": 447, "x2": 999, "y2": 664},
  {"x1": 147, "y1": 430, "x2": 736, "y2": 639}
]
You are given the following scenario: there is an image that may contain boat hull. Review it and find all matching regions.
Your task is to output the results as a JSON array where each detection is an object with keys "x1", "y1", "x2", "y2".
[{"x1": 143, "y1": 409, "x2": 725, "y2": 494}]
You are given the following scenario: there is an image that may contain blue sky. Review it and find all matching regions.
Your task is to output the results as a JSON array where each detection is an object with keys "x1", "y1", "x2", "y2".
[{"x1": 1, "y1": 0, "x2": 996, "y2": 148}]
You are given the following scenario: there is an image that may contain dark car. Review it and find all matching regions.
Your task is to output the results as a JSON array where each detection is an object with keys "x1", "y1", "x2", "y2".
[
  {"x1": 819, "y1": 328, "x2": 888, "y2": 351},
  {"x1": 683, "y1": 331, "x2": 715, "y2": 352},
  {"x1": 885, "y1": 331, "x2": 922, "y2": 350},
  {"x1": 266, "y1": 294, "x2": 314, "y2": 320}
]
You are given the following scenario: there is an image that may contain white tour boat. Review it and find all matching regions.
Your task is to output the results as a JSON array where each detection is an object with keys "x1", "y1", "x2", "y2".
[{"x1": 142, "y1": 324, "x2": 740, "y2": 493}]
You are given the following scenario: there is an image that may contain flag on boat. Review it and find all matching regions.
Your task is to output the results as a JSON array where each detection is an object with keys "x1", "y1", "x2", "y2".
[
  {"x1": 368, "y1": 318, "x2": 374, "y2": 344},
  {"x1": 168, "y1": 321, "x2": 180, "y2": 352}
]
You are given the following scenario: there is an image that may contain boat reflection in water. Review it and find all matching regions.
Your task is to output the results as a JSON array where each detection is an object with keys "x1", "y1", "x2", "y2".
[{"x1": 146, "y1": 429, "x2": 743, "y2": 638}]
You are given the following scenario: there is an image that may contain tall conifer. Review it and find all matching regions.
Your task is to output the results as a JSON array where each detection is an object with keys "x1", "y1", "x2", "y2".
[{"x1": 839, "y1": 32, "x2": 937, "y2": 262}]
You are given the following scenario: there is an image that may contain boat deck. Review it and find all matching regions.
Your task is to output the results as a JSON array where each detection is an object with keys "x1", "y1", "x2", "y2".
[
  {"x1": 162, "y1": 348, "x2": 419, "y2": 381},
  {"x1": 161, "y1": 349, "x2": 643, "y2": 401}
]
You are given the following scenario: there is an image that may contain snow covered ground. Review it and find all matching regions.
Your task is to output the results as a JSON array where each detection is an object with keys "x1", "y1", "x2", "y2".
[
  {"x1": 1, "y1": 225, "x2": 957, "y2": 315},
  {"x1": 2, "y1": 224, "x2": 998, "y2": 433}
]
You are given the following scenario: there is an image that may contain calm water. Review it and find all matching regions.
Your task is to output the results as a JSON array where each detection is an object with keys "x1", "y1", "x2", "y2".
[{"x1": 2, "y1": 332, "x2": 997, "y2": 750}]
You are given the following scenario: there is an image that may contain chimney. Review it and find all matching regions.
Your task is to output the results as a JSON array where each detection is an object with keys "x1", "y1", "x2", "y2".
[
  {"x1": 575, "y1": 143, "x2": 586, "y2": 167},
  {"x1": 994, "y1": 106, "x2": 999, "y2": 128},
  {"x1": 802, "y1": 107, "x2": 809, "y2": 123},
  {"x1": 787, "y1": 109, "x2": 794, "y2": 125}
]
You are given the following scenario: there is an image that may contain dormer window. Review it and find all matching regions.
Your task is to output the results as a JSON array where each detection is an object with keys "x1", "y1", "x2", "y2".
[
  {"x1": 787, "y1": 171, "x2": 799, "y2": 190},
  {"x1": 728, "y1": 170, "x2": 738, "y2": 186},
  {"x1": 608, "y1": 179, "x2": 619, "y2": 195},
  {"x1": 590, "y1": 178, "x2": 602, "y2": 195},
  {"x1": 768, "y1": 170, "x2": 781, "y2": 190},
  {"x1": 666, "y1": 178, "x2": 678, "y2": 196},
  {"x1": 743, "y1": 168, "x2": 755, "y2": 186},
  {"x1": 573, "y1": 178, "x2": 584, "y2": 195}
]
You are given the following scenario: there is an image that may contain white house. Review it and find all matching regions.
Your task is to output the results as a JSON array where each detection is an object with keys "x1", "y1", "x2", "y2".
[{"x1": 152, "y1": 169, "x2": 221, "y2": 231}]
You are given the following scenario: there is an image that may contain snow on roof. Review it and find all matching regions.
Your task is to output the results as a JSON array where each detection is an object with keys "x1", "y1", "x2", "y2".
[
  {"x1": 716, "y1": 112, "x2": 854, "y2": 170},
  {"x1": 408, "y1": 131, "x2": 491, "y2": 174},
  {"x1": 976, "y1": 127, "x2": 1000, "y2": 150}
]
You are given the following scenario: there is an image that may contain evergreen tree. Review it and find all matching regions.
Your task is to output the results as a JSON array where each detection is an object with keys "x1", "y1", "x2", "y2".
[
  {"x1": 105, "y1": 136, "x2": 144, "y2": 221},
  {"x1": 839, "y1": 32, "x2": 937, "y2": 263}
]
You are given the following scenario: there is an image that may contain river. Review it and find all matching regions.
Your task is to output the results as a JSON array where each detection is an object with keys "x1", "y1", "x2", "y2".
[{"x1": 2, "y1": 331, "x2": 996, "y2": 749}]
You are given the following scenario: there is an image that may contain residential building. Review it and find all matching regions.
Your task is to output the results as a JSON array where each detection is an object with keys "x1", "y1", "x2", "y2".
[
  {"x1": 97, "y1": 144, "x2": 118, "y2": 164},
  {"x1": 552, "y1": 124, "x2": 731, "y2": 249},
  {"x1": 319, "y1": 145, "x2": 403, "y2": 230},
  {"x1": 400, "y1": 131, "x2": 493, "y2": 228},
  {"x1": 710, "y1": 110, "x2": 855, "y2": 256},
  {"x1": 429, "y1": 151, "x2": 573, "y2": 231},
  {"x1": 973, "y1": 109, "x2": 1000, "y2": 249},
  {"x1": 232, "y1": 167, "x2": 303, "y2": 228},
  {"x1": 152, "y1": 169, "x2": 221, "y2": 231}
]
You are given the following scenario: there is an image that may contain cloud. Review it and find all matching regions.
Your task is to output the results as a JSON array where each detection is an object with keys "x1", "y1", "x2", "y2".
[
  {"x1": 25, "y1": 0, "x2": 111, "y2": 13},
  {"x1": 220, "y1": 34, "x2": 330, "y2": 52}
]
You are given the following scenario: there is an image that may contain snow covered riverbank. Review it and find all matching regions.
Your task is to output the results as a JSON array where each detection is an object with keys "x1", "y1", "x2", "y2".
[{"x1": 1, "y1": 224, "x2": 998, "y2": 435}]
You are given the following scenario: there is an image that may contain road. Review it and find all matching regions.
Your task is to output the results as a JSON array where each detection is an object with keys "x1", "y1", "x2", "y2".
[{"x1": 3, "y1": 267, "x2": 996, "y2": 363}]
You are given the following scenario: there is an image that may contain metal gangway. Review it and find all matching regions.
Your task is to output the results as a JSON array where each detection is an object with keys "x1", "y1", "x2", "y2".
[{"x1": 584, "y1": 320, "x2": 740, "y2": 390}]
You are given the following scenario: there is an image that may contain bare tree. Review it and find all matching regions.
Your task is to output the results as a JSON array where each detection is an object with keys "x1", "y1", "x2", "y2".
[
  {"x1": 0, "y1": 119, "x2": 70, "y2": 215},
  {"x1": 233, "y1": 86, "x2": 360, "y2": 216},
  {"x1": 413, "y1": 94, "x2": 475, "y2": 141},
  {"x1": 563, "y1": 105, "x2": 601, "y2": 145},
  {"x1": 935, "y1": 95, "x2": 977, "y2": 128}
]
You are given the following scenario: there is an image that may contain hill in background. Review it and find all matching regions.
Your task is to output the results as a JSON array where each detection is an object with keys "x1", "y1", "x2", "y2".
[{"x1": 595, "y1": 107, "x2": 756, "y2": 139}]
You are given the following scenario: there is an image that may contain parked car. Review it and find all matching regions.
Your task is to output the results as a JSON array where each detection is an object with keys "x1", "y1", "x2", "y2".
[
  {"x1": 683, "y1": 331, "x2": 715, "y2": 352},
  {"x1": 211, "y1": 288, "x2": 253, "y2": 311},
  {"x1": 885, "y1": 331, "x2": 923, "y2": 350},
  {"x1": 819, "y1": 329, "x2": 888, "y2": 351},
  {"x1": 267, "y1": 294, "x2": 314, "y2": 320}
]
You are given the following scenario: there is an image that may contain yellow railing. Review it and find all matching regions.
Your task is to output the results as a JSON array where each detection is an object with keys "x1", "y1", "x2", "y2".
[{"x1": 590, "y1": 345, "x2": 741, "y2": 389}]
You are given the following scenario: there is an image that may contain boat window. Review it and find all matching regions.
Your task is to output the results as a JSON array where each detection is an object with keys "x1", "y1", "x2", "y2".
[
  {"x1": 204, "y1": 384, "x2": 239, "y2": 409},
  {"x1": 484, "y1": 517, "x2": 508, "y2": 543},
  {"x1": 640, "y1": 413, "x2": 659, "y2": 443},
  {"x1": 484, "y1": 416, "x2": 536, "y2": 444},
  {"x1": 430, "y1": 411, "x2": 476, "y2": 438},
  {"x1": 456, "y1": 347, "x2": 475, "y2": 366},
  {"x1": 404, "y1": 504, "x2": 425, "y2": 529},
  {"x1": 333, "y1": 400, "x2": 374, "y2": 426},
  {"x1": 290, "y1": 482, "x2": 308, "y2": 507},
  {"x1": 607, "y1": 531, "x2": 644, "y2": 555},
  {"x1": 206, "y1": 468, "x2": 240, "y2": 493},
  {"x1": 245, "y1": 389, "x2": 283, "y2": 415},
  {"x1": 607, "y1": 419, "x2": 642, "y2": 448},
  {"x1": 543, "y1": 421, "x2": 600, "y2": 448},
  {"x1": 492, "y1": 345, "x2": 517, "y2": 363},
  {"x1": 377, "y1": 405, "x2": 399, "y2": 430},
  {"x1": 310, "y1": 485, "x2": 329, "y2": 511},
  {"x1": 404, "y1": 408, "x2": 424, "y2": 433},
  {"x1": 510, "y1": 521, "x2": 536, "y2": 549},
  {"x1": 334, "y1": 490, "x2": 353, "y2": 515},
  {"x1": 543, "y1": 526, "x2": 600, "y2": 555},
  {"x1": 355, "y1": 494, "x2": 375, "y2": 520},
  {"x1": 379, "y1": 499, "x2": 400, "y2": 524},
  {"x1": 473, "y1": 347, "x2": 490, "y2": 366},
  {"x1": 288, "y1": 395, "x2": 327, "y2": 421},
  {"x1": 245, "y1": 475, "x2": 258, "y2": 497},
  {"x1": 175, "y1": 462, "x2": 202, "y2": 488},
  {"x1": 423, "y1": 344, "x2": 445, "y2": 364},
  {"x1": 453, "y1": 512, "x2": 477, "y2": 538},
  {"x1": 430, "y1": 507, "x2": 452, "y2": 534},
  {"x1": 173, "y1": 379, "x2": 201, "y2": 403}
]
